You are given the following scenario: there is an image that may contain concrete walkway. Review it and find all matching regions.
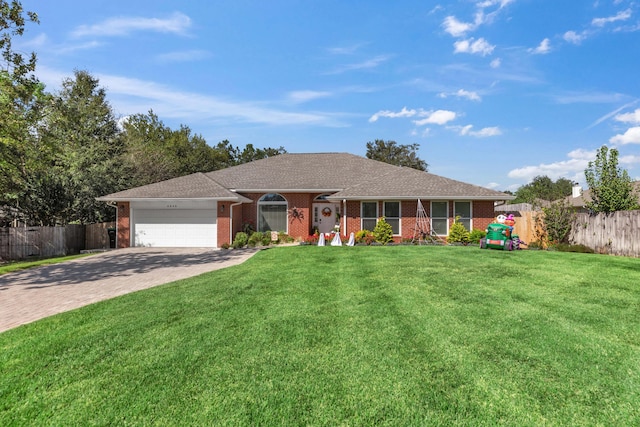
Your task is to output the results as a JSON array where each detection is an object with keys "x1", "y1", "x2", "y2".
[{"x1": 0, "y1": 247, "x2": 259, "y2": 333}]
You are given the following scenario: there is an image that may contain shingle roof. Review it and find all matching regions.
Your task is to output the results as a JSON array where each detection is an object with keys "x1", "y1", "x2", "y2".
[
  {"x1": 560, "y1": 182, "x2": 640, "y2": 208},
  {"x1": 99, "y1": 153, "x2": 513, "y2": 201},
  {"x1": 97, "y1": 172, "x2": 248, "y2": 201}
]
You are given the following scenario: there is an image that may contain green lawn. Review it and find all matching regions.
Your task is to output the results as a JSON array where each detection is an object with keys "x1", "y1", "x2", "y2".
[{"x1": 1, "y1": 246, "x2": 639, "y2": 426}]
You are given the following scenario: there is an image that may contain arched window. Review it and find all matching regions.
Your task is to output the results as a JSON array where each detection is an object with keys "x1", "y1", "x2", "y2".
[
  {"x1": 258, "y1": 193, "x2": 288, "y2": 232},
  {"x1": 314, "y1": 194, "x2": 332, "y2": 201}
]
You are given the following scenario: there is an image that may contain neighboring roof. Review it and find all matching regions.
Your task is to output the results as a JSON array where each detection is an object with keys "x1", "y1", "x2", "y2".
[
  {"x1": 97, "y1": 172, "x2": 250, "y2": 202},
  {"x1": 560, "y1": 182, "x2": 640, "y2": 208},
  {"x1": 99, "y1": 153, "x2": 513, "y2": 201}
]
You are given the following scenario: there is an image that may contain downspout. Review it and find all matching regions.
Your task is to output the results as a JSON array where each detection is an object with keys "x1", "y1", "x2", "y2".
[
  {"x1": 229, "y1": 201, "x2": 243, "y2": 245},
  {"x1": 343, "y1": 199, "x2": 347, "y2": 237}
]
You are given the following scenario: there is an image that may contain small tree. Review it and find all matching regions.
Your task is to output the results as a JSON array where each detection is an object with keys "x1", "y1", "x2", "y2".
[
  {"x1": 373, "y1": 217, "x2": 394, "y2": 245},
  {"x1": 542, "y1": 199, "x2": 576, "y2": 245},
  {"x1": 584, "y1": 145, "x2": 639, "y2": 213}
]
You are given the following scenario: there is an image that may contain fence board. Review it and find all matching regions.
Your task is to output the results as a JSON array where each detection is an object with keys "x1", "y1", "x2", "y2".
[
  {"x1": 0, "y1": 225, "x2": 86, "y2": 261},
  {"x1": 570, "y1": 211, "x2": 640, "y2": 257},
  {"x1": 85, "y1": 222, "x2": 115, "y2": 250},
  {"x1": 498, "y1": 209, "x2": 640, "y2": 257}
]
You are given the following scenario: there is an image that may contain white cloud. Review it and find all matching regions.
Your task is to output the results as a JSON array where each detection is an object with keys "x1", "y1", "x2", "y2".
[
  {"x1": 615, "y1": 108, "x2": 640, "y2": 124},
  {"x1": 453, "y1": 38, "x2": 495, "y2": 56},
  {"x1": 438, "y1": 89, "x2": 482, "y2": 101},
  {"x1": 413, "y1": 110, "x2": 457, "y2": 126},
  {"x1": 563, "y1": 30, "x2": 588, "y2": 44},
  {"x1": 456, "y1": 89, "x2": 482, "y2": 101},
  {"x1": 490, "y1": 58, "x2": 502, "y2": 68},
  {"x1": 529, "y1": 38, "x2": 551, "y2": 54},
  {"x1": 442, "y1": 16, "x2": 475, "y2": 37},
  {"x1": 457, "y1": 125, "x2": 502, "y2": 137},
  {"x1": 610, "y1": 127, "x2": 640, "y2": 144},
  {"x1": 71, "y1": 12, "x2": 192, "y2": 38},
  {"x1": 592, "y1": 9, "x2": 632, "y2": 27},
  {"x1": 287, "y1": 90, "x2": 333, "y2": 104},
  {"x1": 507, "y1": 149, "x2": 596, "y2": 182},
  {"x1": 369, "y1": 107, "x2": 417, "y2": 122}
]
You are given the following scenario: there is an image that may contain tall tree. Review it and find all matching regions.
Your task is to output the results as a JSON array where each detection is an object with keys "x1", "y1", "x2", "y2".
[
  {"x1": 43, "y1": 70, "x2": 126, "y2": 224},
  {"x1": 584, "y1": 145, "x2": 638, "y2": 213},
  {"x1": 365, "y1": 139, "x2": 428, "y2": 171},
  {"x1": 512, "y1": 176, "x2": 574, "y2": 205},
  {"x1": 0, "y1": 1, "x2": 48, "y2": 224}
]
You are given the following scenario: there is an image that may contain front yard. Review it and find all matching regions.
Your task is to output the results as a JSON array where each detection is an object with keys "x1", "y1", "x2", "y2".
[{"x1": 1, "y1": 246, "x2": 638, "y2": 425}]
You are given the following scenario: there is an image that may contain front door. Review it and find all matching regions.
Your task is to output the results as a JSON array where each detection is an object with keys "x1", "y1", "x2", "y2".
[{"x1": 313, "y1": 203, "x2": 339, "y2": 234}]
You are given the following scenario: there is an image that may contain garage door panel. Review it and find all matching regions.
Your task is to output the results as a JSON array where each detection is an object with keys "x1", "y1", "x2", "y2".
[{"x1": 133, "y1": 209, "x2": 217, "y2": 247}]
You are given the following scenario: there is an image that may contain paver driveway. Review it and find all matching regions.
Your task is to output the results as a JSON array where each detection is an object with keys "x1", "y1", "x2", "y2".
[{"x1": 0, "y1": 247, "x2": 259, "y2": 333}]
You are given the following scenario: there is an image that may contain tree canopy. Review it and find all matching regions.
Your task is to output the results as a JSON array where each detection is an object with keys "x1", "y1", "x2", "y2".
[
  {"x1": 511, "y1": 175, "x2": 574, "y2": 205},
  {"x1": 365, "y1": 140, "x2": 428, "y2": 171},
  {"x1": 584, "y1": 145, "x2": 638, "y2": 213}
]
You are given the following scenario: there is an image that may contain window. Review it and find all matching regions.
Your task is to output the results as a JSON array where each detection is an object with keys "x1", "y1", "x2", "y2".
[
  {"x1": 258, "y1": 193, "x2": 287, "y2": 232},
  {"x1": 431, "y1": 201, "x2": 449, "y2": 236},
  {"x1": 454, "y1": 201, "x2": 472, "y2": 231},
  {"x1": 384, "y1": 201, "x2": 400, "y2": 235},
  {"x1": 361, "y1": 202, "x2": 377, "y2": 231}
]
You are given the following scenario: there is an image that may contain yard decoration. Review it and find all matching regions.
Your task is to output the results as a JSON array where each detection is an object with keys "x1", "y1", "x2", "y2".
[{"x1": 480, "y1": 214, "x2": 517, "y2": 251}]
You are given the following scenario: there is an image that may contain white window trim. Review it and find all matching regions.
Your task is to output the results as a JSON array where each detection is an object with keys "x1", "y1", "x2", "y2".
[
  {"x1": 383, "y1": 201, "x2": 401, "y2": 236},
  {"x1": 257, "y1": 193, "x2": 288, "y2": 233},
  {"x1": 454, "y1": 201, "x2": 472, "y2": 231},
  {"x1": 361, "y1": 201, "x2": 378, "y2": 231},
  {"x1": 431, "y1": 200, "x2": 449, "y2": 236}
]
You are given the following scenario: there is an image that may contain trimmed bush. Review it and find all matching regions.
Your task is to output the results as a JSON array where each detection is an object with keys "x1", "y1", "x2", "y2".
[
  {"x1": 373, "y1": 217, "x2": 394, "y2": 245},
  {"x1": 232, "y1": 232, "x2": 249, "y2": 249}
]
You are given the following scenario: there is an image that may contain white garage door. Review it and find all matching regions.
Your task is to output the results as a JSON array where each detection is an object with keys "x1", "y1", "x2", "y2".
[{"x1": 133, "y1": 209, "x2": 217, "y2": 247}]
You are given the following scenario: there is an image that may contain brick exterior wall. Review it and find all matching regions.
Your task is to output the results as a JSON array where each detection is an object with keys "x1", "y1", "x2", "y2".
[
  {"x1": 115, "y1": 196, "x2": 497, "y2": 248},
  {"x1": 217, "y1": 202, "x2": 231, "y2": 247},
  {"x1": 472, "y1": 200, "x2": 496, "y2": 232},
  {"x1": 116, "y1": 202, "x2": 130, "y2": 248}
]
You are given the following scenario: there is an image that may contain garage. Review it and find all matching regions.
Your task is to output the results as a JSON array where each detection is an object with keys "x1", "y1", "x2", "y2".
[{"x1": 131, "y1": 201, "x2": 217, "y2": 248}]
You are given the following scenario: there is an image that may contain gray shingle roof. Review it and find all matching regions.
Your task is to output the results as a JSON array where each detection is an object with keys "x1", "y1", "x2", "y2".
[
  {"x1": 97, "y1": 172, "x2": 248, "y2": 201},
  {"x1": 99, "y1": 153, "x2": 513, "y2": 201}
]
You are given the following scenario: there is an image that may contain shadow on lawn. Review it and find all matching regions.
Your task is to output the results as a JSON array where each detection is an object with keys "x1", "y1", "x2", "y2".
[{"x1": 0, "y1": 248, "x2": 258, "y2": 290}]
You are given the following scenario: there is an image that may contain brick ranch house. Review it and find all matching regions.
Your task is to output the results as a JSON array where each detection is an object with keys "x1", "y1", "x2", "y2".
[{"x1": 98, "y1": 153, "x2": 514, "y2": 248}]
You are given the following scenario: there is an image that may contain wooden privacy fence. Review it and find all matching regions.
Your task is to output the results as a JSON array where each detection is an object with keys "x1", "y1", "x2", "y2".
[
  {"x1": 570, "y1": 211, "x2": 640, "y2": 257},
  {"x1": 0, "y1": 222, "x2": 115, "y2": 261},
  {"x1": 504, "y1": 208, "x2": 640, "y2": 257}
]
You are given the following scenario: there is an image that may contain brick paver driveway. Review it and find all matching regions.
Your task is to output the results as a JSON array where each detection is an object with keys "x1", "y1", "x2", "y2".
[{"x1": 0, "y1": 247, "x2": 259, "y2": 333}]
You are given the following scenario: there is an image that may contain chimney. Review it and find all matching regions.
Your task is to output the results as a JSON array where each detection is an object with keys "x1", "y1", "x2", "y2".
[{"x1": 572, "y1": 185, "x2": 582, "y2": 198}]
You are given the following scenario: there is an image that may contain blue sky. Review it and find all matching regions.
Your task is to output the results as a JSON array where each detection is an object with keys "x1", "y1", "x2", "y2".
[{"x1": 18, "y1": 0, "x2": 640, "y2": 191}]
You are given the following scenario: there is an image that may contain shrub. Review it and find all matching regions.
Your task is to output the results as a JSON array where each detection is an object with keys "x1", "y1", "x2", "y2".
[
  {"x1": 542, "y1": 199, "x2": 576, "y2": 245},
  {"x1": 232, "y1": 232, "x2": 249, "y2": 249},
  {"x1": 373, "y1": 217, "x2": 393, "y2": 245},
  {"x1": 221, "y1": 242, "x2": 230, "y2": 249},
  {"x1": 468, "y1": 228, "x2": 486, "y2": 244},
  {"x1": 261, "y1": 232, "x2": 272, "y2": 246},
  {"x1": 278, "y1": 232, "x2": 295, "y2": 244},
  {"x1": 355, "y1": 229, "x2": 372, "y2": 243},
  {"x1": 248, "y1": 232, "x2": 264, "y2": 247},
  {"x1": 447, "y1": 216, "x2": 470, "y2": 245}
]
